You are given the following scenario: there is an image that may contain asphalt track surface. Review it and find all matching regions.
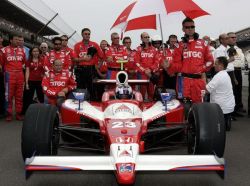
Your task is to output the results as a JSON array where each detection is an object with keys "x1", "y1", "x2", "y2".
[{"x1": 0, "y1": 90, "x2": 249, "y2": 186}]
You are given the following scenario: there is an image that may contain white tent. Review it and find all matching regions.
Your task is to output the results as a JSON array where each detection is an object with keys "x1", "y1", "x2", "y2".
[{"x1": 8, "y1": 0, "x2": 81, "y2": 47}]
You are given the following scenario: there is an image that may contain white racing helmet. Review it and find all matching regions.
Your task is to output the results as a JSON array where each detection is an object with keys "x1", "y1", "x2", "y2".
[
  {"x1": 115, "y1": 85, "x2": 133, "y2": 99},
  {"x1": 115, "y1": 71, "x2": 132, "y2": 99}
]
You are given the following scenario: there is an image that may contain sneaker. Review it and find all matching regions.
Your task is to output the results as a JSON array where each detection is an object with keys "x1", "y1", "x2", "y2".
[
  {"x1": 16, "y1": 114, "x2": 24, "y2": 121},
  {"x1": 5, "y1": 115, "x2": 12, "y2": 122}
]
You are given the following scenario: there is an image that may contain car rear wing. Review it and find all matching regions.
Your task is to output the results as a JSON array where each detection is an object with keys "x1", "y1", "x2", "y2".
[{"x1": 25, "y1": 155, "x2": 225, "y2": 179}]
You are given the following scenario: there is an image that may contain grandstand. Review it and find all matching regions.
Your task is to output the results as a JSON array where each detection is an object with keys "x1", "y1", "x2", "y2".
[
  {"x1": 236, "y1": 27, "x2": 250, "y2": 52},
  {"x1": 0, "y1": 0, "x2": 81, "y2": 47}
]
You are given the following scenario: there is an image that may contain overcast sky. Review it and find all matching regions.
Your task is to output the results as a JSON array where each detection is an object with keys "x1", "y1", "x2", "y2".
[{"x1": 42, "y1": 0, "x2": 250, "y2": 48}]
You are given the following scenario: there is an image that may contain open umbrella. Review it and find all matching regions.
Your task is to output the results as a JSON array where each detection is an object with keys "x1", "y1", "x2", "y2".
[{"x1": 111, "y1": 0, "x2": 209, "y2": 37}]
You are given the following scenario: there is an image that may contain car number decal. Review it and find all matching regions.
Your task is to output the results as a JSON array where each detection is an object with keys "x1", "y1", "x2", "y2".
[{"x1": 112, "y1": 121, "x2": 136, "y2": 128}]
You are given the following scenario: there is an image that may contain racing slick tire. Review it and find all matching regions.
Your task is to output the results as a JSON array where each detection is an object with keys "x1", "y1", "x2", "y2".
[
  {"x1": 21, "y1": 104, "x2": 59, "y2": 161},
  {"x1": 187, "y1": 103, "x2": 226, "y2": 158}
]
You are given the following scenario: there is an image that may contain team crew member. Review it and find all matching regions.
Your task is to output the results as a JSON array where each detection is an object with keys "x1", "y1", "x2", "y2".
[
  {"x1": 40, "y1": 42, "x2": 49, "y2": 58},
  {"x1": 17, "y1": 35, "x2": 30, "y2": 61},
  {"x1": 23, "y1": 47, "x2": 45, "y2": 113},
  {"x1": 105, "y1": 32, "x2": 128, "y2": 79},
  {"x1": 135, "y1": 32, "x2": 160, "y2": 100},
  {"x1": 42, "y1": 59, "x2": 76, "y2": 105},
  {"x1": 151, "y1": 35, "x2": 173, "y2": 88},
  {"x1": 44, "y1": 37, "x2": 71, "y2": 72},
  {"x1": 95, "y1": 40, "x2": 110, "y2": 100},
  {"x1": 0, "y1": 34, "x2": 26, "y2": 121},
  {"x1": 164, "y1": 17, "x2": 214, "y2": 103},
  {"x1": 123, "y1": 36, "x2": 137, "y2": 79},
  {"x1": 0, "y1": 34, "x2": 5, "y2": 117},
  {"x1": 206, "y1": 57, "x2": 235, "y2": 131},
  {"x1": 61, "y1": 35, "x2": 76, "y2": 68},
  {"x1": 74, "y1": 28, "x2": 103, "y2": 99},
  {"x1": 164, "y1": 34, "x2": 178, "y2": 89},
  {"x1": 96, "y1": 40, "x2": 109, "y2": 79}
]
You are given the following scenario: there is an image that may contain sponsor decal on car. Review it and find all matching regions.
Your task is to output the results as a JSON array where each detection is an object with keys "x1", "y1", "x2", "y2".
[
  {"x1": 114, "y1": 104, "x2": 133, "y2": 114},
  {"x1": 119, "y1": 163, "x2": 133, "y2": 173}
]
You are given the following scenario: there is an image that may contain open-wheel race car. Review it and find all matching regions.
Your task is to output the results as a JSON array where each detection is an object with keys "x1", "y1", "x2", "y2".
[{"x1": 22, "y1": 71, "x2": 226, "y2": 185}]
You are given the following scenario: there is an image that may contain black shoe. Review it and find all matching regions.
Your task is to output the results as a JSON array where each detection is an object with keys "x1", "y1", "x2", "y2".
[
  {"x1": 233, "y1": 112, "x2": 244, "y2": 117},
  {"x1": 231, "y1": 116, "x2": 237, "y2": 121},
  {"x1": 237, "y1": 108, "x2": 246, "y2": 113}
]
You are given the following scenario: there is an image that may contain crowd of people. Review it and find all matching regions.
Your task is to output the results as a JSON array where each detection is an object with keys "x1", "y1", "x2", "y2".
[{"x1": 0, "y1": 17, "x2": 249, "y2": 128}]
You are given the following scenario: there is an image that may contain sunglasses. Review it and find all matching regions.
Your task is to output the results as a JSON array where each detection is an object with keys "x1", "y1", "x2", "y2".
[
  {"x1": 184, "y1": 25, "x2": 195, "y2": 29},
  {"x1": 54, "y1": 43, "x2": 62, "y2": 45},
  {"x1": 84, "y1": 33, "x2": 90, "y2": 36},
  {"x1": 143, "y1": 36, "x2": 150, "y2": 39}
]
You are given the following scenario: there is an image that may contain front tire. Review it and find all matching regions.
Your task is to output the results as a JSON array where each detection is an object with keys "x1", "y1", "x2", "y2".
[
  {"x1": 187, "y1": 103, "x2": 226, "y2": 158},
  {"x1": 21, "y1": 104, "x2": 59, "y2": 161}
]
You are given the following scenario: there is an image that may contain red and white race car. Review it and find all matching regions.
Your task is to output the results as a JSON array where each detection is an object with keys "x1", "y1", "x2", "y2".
[{"x1": 21, "y1": 71, "x2": 226, "y2": 185}]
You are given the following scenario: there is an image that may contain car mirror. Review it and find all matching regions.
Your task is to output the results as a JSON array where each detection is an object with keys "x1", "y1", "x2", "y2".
[
  {"x1": 160, "y1": 93, "x2": 172, "y2": 111},
  {"x1": 72, "y1": 92, "x2": 85, "y2": 110}
]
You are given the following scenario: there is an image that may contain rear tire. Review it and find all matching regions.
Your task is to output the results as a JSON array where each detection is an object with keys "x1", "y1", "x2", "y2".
[
  {"x1": 187, "y1": 103, "x2": 226, "y2": 158},
  {"x1": 21, "y1": 104, "x2": 59, "y2": 161}
]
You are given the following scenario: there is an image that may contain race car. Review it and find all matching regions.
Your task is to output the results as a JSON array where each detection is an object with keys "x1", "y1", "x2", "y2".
[{"x1": 21, "y1": 71, "x2": 226, "y2": 185}]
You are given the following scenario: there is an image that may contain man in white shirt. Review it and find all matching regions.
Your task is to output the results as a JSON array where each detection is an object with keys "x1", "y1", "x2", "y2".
[
  {"x1": 228, "y1": 32, "x2": 246, "y2": 113},
  {"x1": 245, "y1": 50, "x2": 250, "y2": 117},
  {"x1": 206, "y1": 56, "x2": 235, "y2": 131},
  {"x1": 214, "y1": 34, "x2": 234, "y2": 71}
]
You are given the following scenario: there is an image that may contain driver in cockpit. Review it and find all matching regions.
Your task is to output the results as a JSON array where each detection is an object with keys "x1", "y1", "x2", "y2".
[
  {"x1": 102, "y1": 71, "x2": 142, "y2": 101},
  {"x1": 115, "y1": 84, "x2": 133, "y2": 99}
]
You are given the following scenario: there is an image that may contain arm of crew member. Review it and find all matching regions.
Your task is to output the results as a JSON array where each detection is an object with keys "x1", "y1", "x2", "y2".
[
  {"x1": 0, "y1": 52, "x2": 5, "y2": 72},
  {"x1": 25, "y1": 67, "x2": 30, "y2": 90},
  {"x1": 74, "y1": 55, "x2": 92, "y2": 63},
  {"x1": 58, "y1": 88, "x2": 69, "y2": 97},
  {"x1": 161, "y1": 58, "x2": 170, "y2": 70},
  {"x1": 205, "y1": 74, "x2": 219, "y2": 93},
  {"x1": 95, "y1": 64, "x2": 106, "y2": 79},
  {"x1": 228, "y1": 56, "x2": 235, "y2": 63}
]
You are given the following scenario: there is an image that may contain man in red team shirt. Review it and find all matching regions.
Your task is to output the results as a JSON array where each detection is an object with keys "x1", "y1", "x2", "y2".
[
  {"x1": 151, "y1": 35, "x2": 173, "y2": 88},
  {"x1": 163, "y1": 17, "x2": 214, "y2": 103},
  {"x1": 163, "y1": 34, "x2": 178, "y2": 90},
  {"x1": 0, "y1": 34, "x2": 5, "y2": 117},
  {"x1": 135, "y1": 32, "x2": 160, "y2": 100},
  {"x1": 44, "y1": 37, "x2": 72, "y2": 72},
  {"x1": 42, "y1": 59, "x2": 76, "y2": 105},
  {"x1": 0, "y1": 34, "x2": 26, "y2": 121},
  {"x1": 74, "y1": 28, "x2": 103, "y2": 100},
  {"x1": 105, "y1": 32, "x2": 128, "y2": 79},
  {"x1": 61, "y1": 35, "x2": 76, "y2": 68},
  {"x1": 122, "y1": 36, "x2": 137, "y2": 79}
]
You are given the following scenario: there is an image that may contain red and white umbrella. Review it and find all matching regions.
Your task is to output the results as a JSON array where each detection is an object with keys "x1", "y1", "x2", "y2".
[{"x1": 111, "y1": 0, "x2": 209, "y2": 32}]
